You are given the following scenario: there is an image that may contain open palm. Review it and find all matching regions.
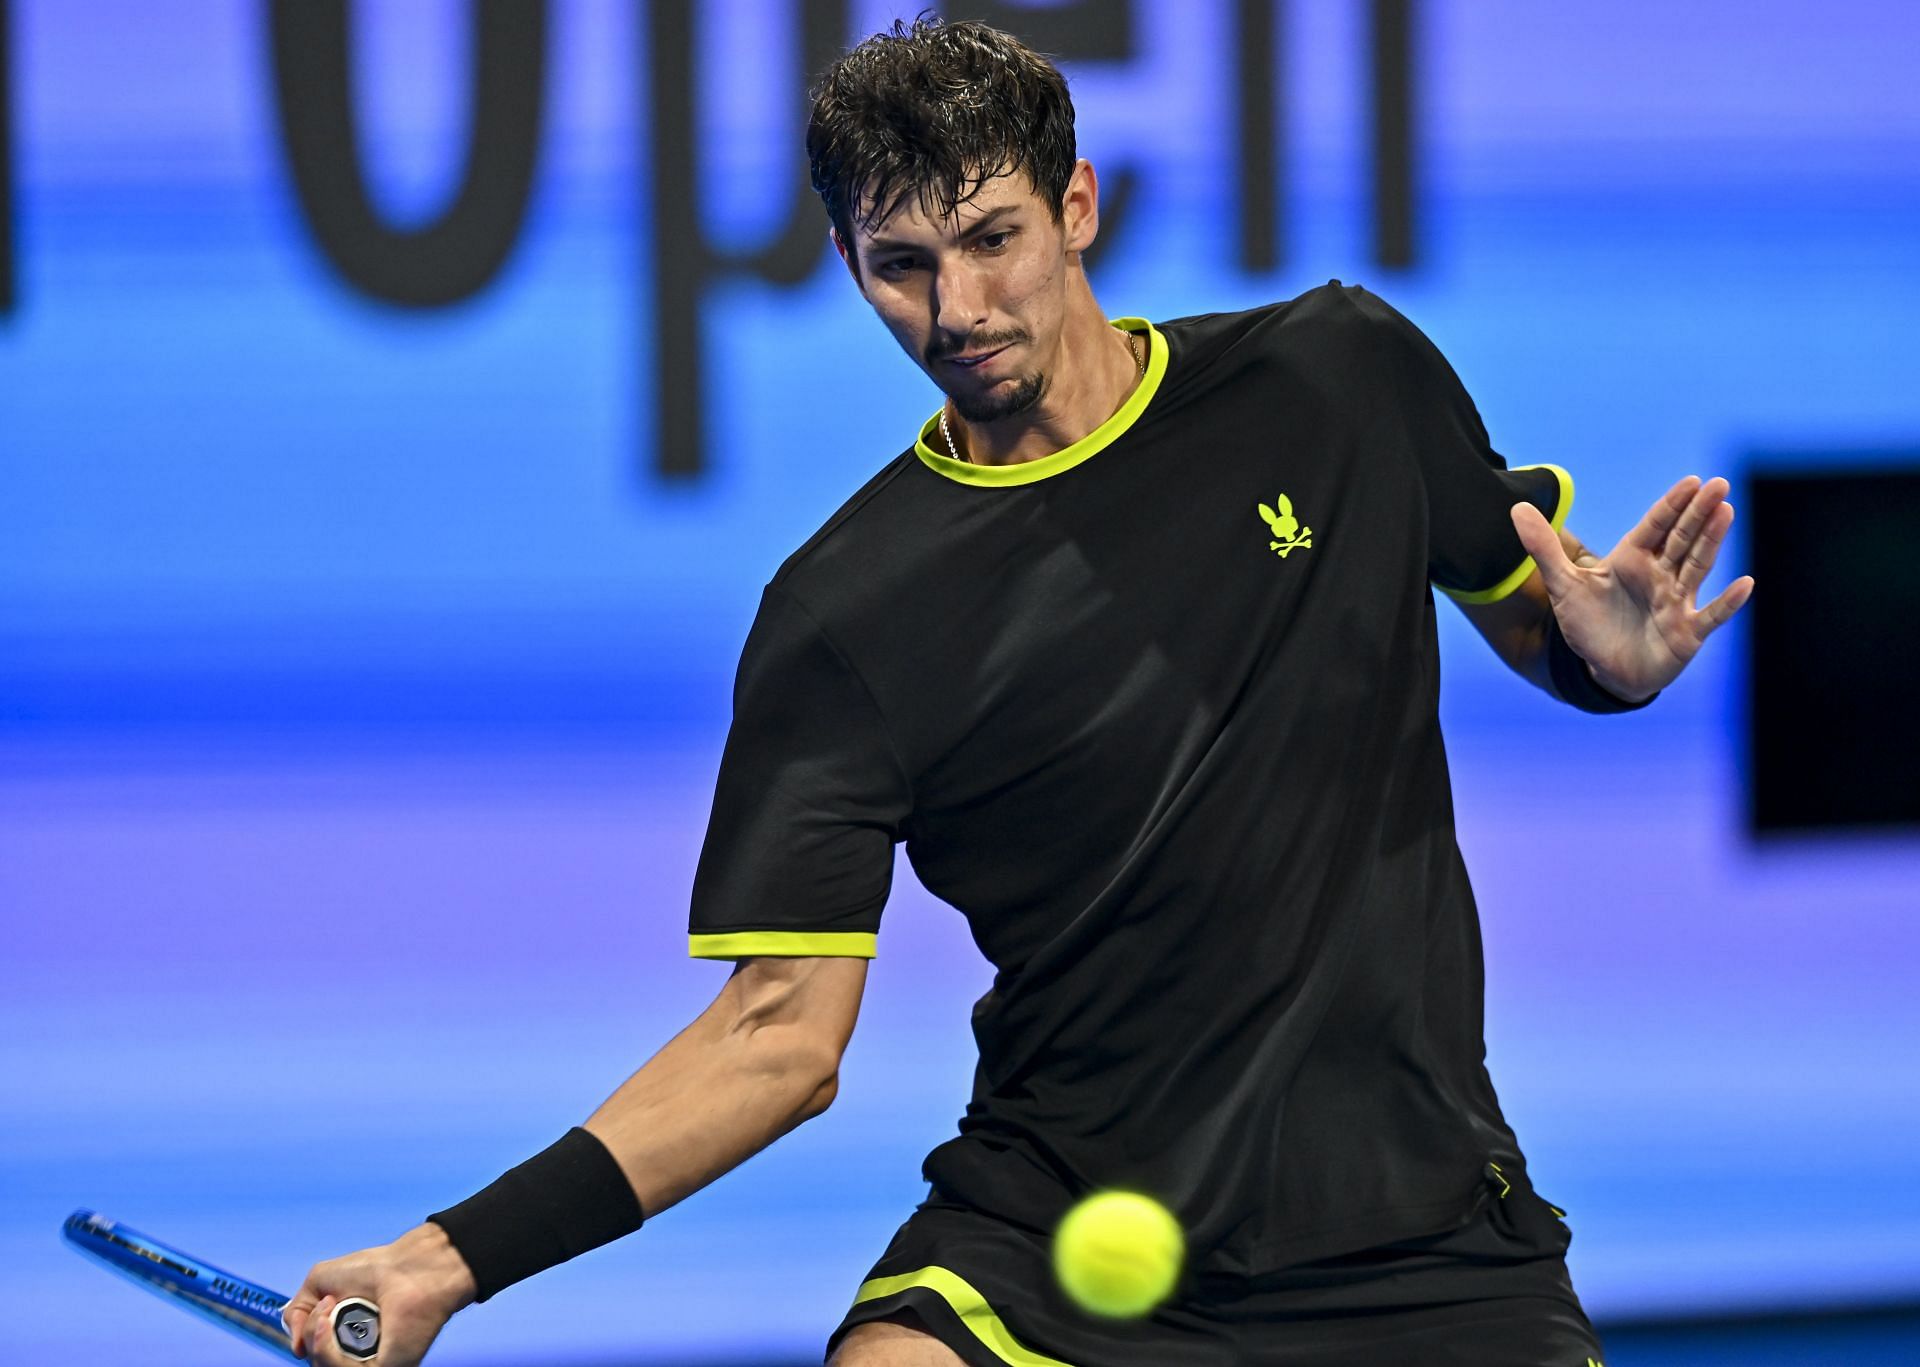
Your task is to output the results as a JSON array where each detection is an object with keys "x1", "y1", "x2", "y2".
[{"x1": 1511, "y1": 475, "x2": 1755, "y2": 701}]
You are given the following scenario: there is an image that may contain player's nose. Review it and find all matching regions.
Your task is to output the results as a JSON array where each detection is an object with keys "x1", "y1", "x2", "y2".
[{"x1": 931, "y1": 264, "x2": 989, "y2": 339}]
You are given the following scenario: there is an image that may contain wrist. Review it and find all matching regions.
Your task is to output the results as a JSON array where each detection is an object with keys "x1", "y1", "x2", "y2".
[
  {"x1": 427, "y1": 1126, "x2": 646, "y2": 1303},
  {"x1": 1544, "y1": 612, "x2": 1660, "y2": 713},
  {"x1": 395, "y1": 1221, "x2": 479, "y2": 1315},
  {"x1": 1584, "y1": 661, "x2": 1658, "y2": 706}
]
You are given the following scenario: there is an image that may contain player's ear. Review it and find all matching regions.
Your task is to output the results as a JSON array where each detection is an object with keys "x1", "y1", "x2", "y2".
[
  {"x1": 831, "y1": 228, "x2": 867, "y2": 297},
  {"x1": 1060, "y1": 158, "x2": 1100, "y2": 257}
]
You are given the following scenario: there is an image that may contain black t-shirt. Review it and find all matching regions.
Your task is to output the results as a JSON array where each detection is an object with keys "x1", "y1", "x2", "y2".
[{"x1": 688, "y1": 281, "x2": 1575, "y2": 1275}]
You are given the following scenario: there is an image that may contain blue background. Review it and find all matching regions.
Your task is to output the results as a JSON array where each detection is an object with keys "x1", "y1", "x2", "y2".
[{"x1": 4, "y1": 1, "x2": 1917, "y2": 1362}]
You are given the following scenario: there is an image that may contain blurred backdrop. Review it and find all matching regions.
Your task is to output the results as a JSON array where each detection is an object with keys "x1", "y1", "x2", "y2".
[{"x1": 3, "y1": 1, "x2": 1917, "y2": 1363}]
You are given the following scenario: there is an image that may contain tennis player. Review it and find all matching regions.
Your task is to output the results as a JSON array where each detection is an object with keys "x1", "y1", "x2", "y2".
[{"x1": 285, "y1": 17, "x2": 1752, "y2": 1367}]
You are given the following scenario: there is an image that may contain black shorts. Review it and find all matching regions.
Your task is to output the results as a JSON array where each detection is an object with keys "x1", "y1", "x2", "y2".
[{"x1": 826, "y1": 1167, "x2": 1610, "y2": 1366}]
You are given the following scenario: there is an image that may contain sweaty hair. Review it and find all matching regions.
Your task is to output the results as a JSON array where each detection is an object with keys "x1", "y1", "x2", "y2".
[{"x1": 806, "y1": 15, "x2": 1077, "y2": 257}]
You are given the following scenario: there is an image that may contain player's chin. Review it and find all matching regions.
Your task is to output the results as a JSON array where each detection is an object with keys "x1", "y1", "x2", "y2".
[{"x1": 951, "y1": 373, "x2": 1046, "y2": 424}]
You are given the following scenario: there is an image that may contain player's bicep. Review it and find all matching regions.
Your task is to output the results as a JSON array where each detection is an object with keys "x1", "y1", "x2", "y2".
[
  {"x1": 1340, "y1": 285, "x2": 1576, "y2": 601},
  {"x1": 689, "y1": 583, "x2": 911, "y2": 961},
  {"x1": 722, "y1": 954, "x2": 869, "y2": 1073}
]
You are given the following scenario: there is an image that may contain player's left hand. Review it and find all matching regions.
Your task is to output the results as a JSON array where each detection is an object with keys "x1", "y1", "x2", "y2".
[{"x1": 1511, "y1": 474, "x2": 1755, "y2": 701}]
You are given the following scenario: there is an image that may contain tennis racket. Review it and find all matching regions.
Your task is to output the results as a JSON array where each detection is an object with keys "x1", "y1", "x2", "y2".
[{"x1": 62, "y1": 1209, "x2": 381, "y2": 1361}]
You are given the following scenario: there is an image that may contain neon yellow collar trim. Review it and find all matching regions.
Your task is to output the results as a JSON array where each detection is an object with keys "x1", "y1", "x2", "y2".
[{"x1": 912, "y1": 318, "x2": 1166, "y2": 487}]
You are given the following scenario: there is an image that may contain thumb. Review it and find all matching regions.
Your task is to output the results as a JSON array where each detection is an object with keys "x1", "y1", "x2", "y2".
[
  {"x1": 1510, "y1": 502, "x2": 1577, "y2": 599},
  {"x1": 283, "y1": 1301, "x2": 316, "y2": 1360},
  {"x1": 283, "y1": 1267, "x2": 341, "y2": 1359}
]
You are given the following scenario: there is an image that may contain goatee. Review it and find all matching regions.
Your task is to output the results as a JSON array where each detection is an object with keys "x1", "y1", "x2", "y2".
[{"x1": 951, "y1": 370, "x2": 1049, "y2": 424}]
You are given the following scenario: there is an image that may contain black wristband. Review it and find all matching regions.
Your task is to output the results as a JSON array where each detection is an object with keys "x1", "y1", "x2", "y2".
[
  {"x1": 427, "y1": 1127, "x2": 645, "y2": 1303},
  {"x1": 1545, "y1": 613, "x2": 1659, "y2": 714}
]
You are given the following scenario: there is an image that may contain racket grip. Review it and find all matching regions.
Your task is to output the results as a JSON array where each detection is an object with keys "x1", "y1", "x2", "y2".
[{"x1": 330, "y1": 1297, "x2": 381, "y2": 1361}]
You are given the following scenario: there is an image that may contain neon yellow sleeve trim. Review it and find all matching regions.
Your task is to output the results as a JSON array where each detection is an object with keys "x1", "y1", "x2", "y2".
[
  {"x1": 687, "y1": 930, "x2": 877, "y2": 960},
  {"x1": 1438, "y1": 462, "x2": 1575, "y2": 605},
  {"x1": 852, "y1": 1267, "x2": 1073, "y2": 1367}
]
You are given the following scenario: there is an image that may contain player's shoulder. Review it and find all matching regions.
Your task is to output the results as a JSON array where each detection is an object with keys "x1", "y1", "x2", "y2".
[
  {"x1": 765, "y1": 445, "x2": 923, "y2": 606},
  {"x1": 1144, "y1": 280, "x2": 1420, "y2": 401},
  {"x1": 1155, "y1": 279, "x2": 1412, "y2": 364},
  {"x1": 1155, "y1": 277, "x2": 1375, "y2": 333}
]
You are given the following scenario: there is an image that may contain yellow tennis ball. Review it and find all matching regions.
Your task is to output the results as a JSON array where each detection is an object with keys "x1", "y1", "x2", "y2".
[{"x1": 1051, "y1": 1189, "x2": 1185, "y2": 1318}]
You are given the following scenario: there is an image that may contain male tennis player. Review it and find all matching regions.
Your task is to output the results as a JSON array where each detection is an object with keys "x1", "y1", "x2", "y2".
[{"x1": 286, "y1": 17, "x2": 1752, "y2": 1367}]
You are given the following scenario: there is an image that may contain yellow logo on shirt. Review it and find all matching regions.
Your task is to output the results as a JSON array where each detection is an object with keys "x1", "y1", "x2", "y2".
[{"x1": 1257, "y1": 493, "x2": 1313, "y2": 557}]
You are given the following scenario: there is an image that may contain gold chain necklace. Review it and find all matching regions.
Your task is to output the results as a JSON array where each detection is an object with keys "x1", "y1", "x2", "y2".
[{"x1": 943, "y1": 327, "x2": 1144, "y2": 466}]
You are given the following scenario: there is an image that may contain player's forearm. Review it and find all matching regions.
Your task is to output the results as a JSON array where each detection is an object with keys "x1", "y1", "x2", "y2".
[
  {"x1": 1459, "y1": 568, "x2": 1557, "y2": 697},
  {"x1": 1507, "y1": 609, "x2": 1557, "y2": 699},
  {"x1": 582, "y1": 998, "x2": 839, "y2": 1220}
]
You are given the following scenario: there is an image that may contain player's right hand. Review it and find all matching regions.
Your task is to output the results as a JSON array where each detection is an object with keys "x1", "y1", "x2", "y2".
[{"x1": 285, "y1": 1222, "x2": 478, "y2": 1366}]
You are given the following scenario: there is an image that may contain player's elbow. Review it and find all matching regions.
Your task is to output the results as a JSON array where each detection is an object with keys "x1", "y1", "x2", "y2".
[
  {"x1": 721, "y1": 954, "x2": 866, "y2": 1121},
  {"x1": 738, "y1": 1026, "x2": 843, "y2": 1124},
  {"x1": 802, "y1": 1067, "x2": 842, "y2": 1120}
]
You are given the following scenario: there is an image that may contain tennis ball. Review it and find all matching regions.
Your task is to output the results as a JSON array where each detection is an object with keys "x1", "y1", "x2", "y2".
[{"x1": 1051, "y1": 1189, "x2": 1185, "y2": 1319}]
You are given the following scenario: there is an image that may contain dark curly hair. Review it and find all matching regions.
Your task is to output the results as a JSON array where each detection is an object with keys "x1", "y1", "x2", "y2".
[{"x1": 806, "y1": 15, "x2": 1077, "y2": 263}]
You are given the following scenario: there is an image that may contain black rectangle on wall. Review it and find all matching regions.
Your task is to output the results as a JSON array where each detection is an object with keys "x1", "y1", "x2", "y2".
[{"x1": 1747, "y1": 461, "x2": 1920, "y2": 833}]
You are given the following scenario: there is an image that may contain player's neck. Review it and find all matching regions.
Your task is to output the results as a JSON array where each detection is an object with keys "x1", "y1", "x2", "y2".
[{"x1": 943, "y1": 285, "x2": 1143, "y2": 467}]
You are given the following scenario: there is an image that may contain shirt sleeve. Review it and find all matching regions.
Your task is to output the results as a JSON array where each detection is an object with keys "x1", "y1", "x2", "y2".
[
  {"x1": 1350, "y1": 285, "x2": 1575, "y2": 604},
  {"x1": 687, "y1": 581, "x2": 913, "y2": 961}
]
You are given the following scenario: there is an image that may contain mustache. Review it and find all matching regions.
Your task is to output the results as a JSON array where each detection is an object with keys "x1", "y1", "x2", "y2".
[{"x1": 927, "y1": 329, "x2": 1028, "y2": 362}]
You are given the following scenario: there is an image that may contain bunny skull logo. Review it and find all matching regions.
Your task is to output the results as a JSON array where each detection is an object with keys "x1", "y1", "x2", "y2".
[{"x1": 1257, "y1": 493, "x2": 1313, "y2": 558}]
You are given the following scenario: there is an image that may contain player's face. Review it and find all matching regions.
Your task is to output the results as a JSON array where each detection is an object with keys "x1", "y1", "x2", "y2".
[{"x1": 840, "y1": 163, "x2": 1098, "y2": 424}]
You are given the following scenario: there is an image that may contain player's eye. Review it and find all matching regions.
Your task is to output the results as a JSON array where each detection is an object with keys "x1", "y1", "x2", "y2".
[
  {"x1": 977, "y1": 230, "x2": 1015, "y2": 251},
  {"x1": 876, "y1": 256, "x2": 916, "y2": 277}
]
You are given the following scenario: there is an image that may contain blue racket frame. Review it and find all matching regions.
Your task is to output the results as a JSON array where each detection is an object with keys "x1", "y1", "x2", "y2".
[{"x1": 62, "y1": 1208, "x2": 375, "y2": 1361}]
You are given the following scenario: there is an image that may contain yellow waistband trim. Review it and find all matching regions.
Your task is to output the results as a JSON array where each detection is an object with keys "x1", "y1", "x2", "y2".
[
  {"x1": 687, "y1": 930, "x2": 877, "y2": 960},
  {"x1": 1438, "y1": 462, "x2": 1576, "y2": 604},
  {"x1": 853, "y1": 1267, "x2": 1077, "y2": 1366},
  {"x1": 912, "y1": 318, "x2": 1166, "y2": 487}
]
